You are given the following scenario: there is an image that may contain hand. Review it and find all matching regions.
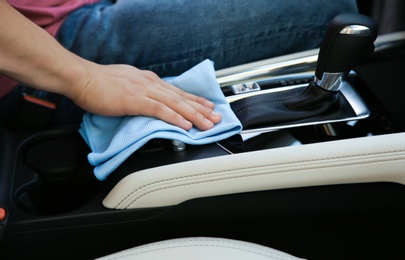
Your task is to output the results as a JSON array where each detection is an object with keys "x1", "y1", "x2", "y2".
[
  {"x1": 67, "y1": 63, "x2": 222, "y2": 131},
  {"x1": 0, "y1": 1, "x2": 220, "y2": 130}
]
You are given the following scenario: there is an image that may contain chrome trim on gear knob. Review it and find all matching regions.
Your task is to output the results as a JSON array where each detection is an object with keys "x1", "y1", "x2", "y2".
[
  {"x1": 314, "y1": 72, "x2": 345, "y2": 92},
  {"x1": 340, "y1": 25, "x2": 371, "y2": 35}
]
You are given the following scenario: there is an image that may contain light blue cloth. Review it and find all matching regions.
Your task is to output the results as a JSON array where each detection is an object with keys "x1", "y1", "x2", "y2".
[{"x1": 80, "y1": 60, "x2": 242, "y2": 181}]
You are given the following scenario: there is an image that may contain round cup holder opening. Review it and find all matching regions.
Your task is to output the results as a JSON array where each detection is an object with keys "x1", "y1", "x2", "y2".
[{"x1": 17, "y1": 131, "x2": 99, "y2": 215}]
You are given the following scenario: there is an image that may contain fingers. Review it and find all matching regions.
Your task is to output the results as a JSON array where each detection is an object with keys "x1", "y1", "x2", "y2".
[
  {"x1": 149, "y1": 79, "x2": 222, "y2": 131},
  {"x1": 131, "y1": 70, "x2": 222, "y2": 130},
  {"x1": 75, "y1": 65, "x2": 222, "y2": 131},
  {"x1": 161, "y1": 80, "x2": 216, "y2": 109},
  {"x1": 136, "y1": 98, "x2": 194, "y2": 130},
  {"x1": 142, "y1": 90, "x2": 221, "y2": 131}
]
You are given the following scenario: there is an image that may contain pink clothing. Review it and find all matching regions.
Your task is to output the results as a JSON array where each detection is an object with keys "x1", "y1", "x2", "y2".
[
  {"x1": 8, "y1": 0, "x2": 100, "y2": 37},
  {"x1": 0, "y1": 75, "x2": 18, "y2": 98},
  {"x1": 1, "y1": 0, "x2": 100, "y2": 98}
]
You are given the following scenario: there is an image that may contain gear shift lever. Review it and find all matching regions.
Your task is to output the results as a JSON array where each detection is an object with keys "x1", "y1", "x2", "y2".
[
  {"x1": 315, "y1": 13, "x2": 378, "y2": 92},
  {"x1": 230, "y1": 14, "x2": 378, "y2": 129}
]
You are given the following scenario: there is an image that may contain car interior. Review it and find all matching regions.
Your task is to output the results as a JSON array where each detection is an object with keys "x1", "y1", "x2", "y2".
[{"x1": 1, "y1": 1, "x2": 405, "y2": 259}]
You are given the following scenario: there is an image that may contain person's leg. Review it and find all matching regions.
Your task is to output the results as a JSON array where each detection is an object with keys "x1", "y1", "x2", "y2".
[
  {"x1": 52, "y1": 0, "x2": 358, "y2": 126},
  {"x1": 58, "y1": 0, "x2": 358, "y2": 77},
  {"x1": 1, "y1": 1, "x2": 359, "y2": 127}
]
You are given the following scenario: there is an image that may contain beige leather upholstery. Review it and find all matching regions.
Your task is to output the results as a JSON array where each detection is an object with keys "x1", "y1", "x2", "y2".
[
  {"x1": 103, "y1": 132, "x2": 405, "y2": 209},
  {"x1": 97, "y1": 237, "x2": 304, "y2": 260}
]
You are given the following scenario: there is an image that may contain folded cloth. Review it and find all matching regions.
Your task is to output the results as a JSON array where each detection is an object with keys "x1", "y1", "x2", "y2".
[{"x1": 80, "y1": 59, "x2": 242, "y2": 181}]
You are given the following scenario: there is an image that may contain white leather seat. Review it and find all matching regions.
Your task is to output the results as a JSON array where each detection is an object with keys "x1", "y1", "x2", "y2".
[{"x1": 97, "y1": 237, "x2": 304, "y2": 260}]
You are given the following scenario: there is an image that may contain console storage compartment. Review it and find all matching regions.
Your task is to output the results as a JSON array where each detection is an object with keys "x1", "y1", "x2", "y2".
[{"x1": 14, "y1": 130, "x2": 98, "y2": 215}]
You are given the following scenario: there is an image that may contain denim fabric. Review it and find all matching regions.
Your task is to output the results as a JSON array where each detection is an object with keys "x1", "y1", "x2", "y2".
[
  {"x1": 58, "y1": 0, "x2": 358, "y2": 77},
  {"x1": 1, "y1": 1, "x2": 358, "y2": 126}
]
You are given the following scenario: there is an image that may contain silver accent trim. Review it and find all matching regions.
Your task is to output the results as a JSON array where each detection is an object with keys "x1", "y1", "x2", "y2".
[
  {"x1": 339, "y1": 80, "x2": 368, "y2": 117},
  {"x1": 230, "y1": 82, "x2": 260, "y2": 95},
  {"x1": 321, "y1": 124, "x2": 338, "y2": 136},
  {"x1": 216, "y1": 49, "x2": 318, "y2": 87},
  {"x1": 226, "y1": 84, "x2": 304, "y2": 103},
  {"x1": 340, "y1": 25, "x2": 371, "y2": 35},
  {"x1": 171, "y1": 140, "x2": 186, "y2": 152},
  {"x1": 213, "y1": 31, "x2": 405, "y2": 136},
  {"x1": 235, "y1": 81, "x2": 369, "y2": 135},
  {"x1": 215, "y1": 142, "x2": 234, "y2": 155},
  {"x1": 314, "y1": 72, "x2": 345, "y2": 92},
  {"x1": 216, "y1": 31, "x2": 405, "y2": 87}
]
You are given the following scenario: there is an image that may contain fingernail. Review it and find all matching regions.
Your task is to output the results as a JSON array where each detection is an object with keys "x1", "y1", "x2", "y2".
[
  {"x1": 211, "y1": 111, "x2": 221, "y2": 118},
  {"x1": 183, "y1": 119, "x2": 192, "y2": 130},
  {"x1": 204, "y1": 118, "x2": 214, "y2": 128},
  {"x1": 204, "y1": 100, "x2": 215, "y2": 107}
]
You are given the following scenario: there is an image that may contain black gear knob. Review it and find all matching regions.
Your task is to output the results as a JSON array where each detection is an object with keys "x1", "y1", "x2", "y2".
[{"x1": 315, "y1": 13, "x2": 378, "y2": 92}]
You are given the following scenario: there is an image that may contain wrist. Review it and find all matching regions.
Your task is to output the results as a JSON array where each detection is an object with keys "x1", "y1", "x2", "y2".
[{"x1": 53, "y1": 55, "x2": 95, "y2": 100}]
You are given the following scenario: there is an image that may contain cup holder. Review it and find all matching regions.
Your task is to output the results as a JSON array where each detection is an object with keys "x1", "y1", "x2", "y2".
[{"x1": 15, "y1": 130, "x2": 99, "y2": 215}]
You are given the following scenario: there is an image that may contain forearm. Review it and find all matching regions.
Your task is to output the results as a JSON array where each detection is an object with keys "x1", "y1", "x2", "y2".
[
  {"x1": 0, "y1": 0, "x2": 89, "y2": 98},
  {"x1": 0, "y1": 0, "x2": 220, "y2": 130}
]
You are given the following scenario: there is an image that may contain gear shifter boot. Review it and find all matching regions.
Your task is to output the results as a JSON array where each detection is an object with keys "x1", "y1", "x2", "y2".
[
  {"x1": 230, "y1": 13, "x2": 377, "y2": 130},
  {"x1": 230, "y1": 82, "x2": 338, "y2": 129}
]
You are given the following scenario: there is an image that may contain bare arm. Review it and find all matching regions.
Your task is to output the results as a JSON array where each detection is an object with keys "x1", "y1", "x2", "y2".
[{"x1": 0, "y1": 0, "x2": 221, "y2": 130}]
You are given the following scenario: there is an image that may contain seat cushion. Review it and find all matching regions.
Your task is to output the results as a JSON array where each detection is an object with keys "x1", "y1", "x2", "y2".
[{"x1": 97, "y1": 237, "x2": 304, "y2": 260}]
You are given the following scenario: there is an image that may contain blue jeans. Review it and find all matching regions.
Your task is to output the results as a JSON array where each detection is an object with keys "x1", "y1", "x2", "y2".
[
  {"x1": 58, "y1": 0, "x2": 358, "y2": 77},
  {"x1": 1, "y1": 0, "x2": 358, "y2": 126}
]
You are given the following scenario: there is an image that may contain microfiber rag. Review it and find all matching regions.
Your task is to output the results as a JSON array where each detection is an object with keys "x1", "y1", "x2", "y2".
[{"x1": 80, "y1": 59, "x2": 242, "y2": 181}]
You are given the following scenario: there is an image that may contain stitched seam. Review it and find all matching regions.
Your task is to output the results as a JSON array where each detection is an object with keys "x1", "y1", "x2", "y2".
[
  {"x1": 125, "y1": 238, "x2": 278, "y2": 253},
  {"x1": 116, "y1": 149, "x2": 405, "y2": 208},
  {"x1": 232, "y1": 85, "x2": 312, "y2": 115},
  {"x1": 124, "y1": 154, "x2": 405, "y2": 208},
  {"x1": 105, "y1": 242, "x2": 296, "y2": 260},
  {"x1": 106, "y1": 245, "x2": 290, "y2": 260}
]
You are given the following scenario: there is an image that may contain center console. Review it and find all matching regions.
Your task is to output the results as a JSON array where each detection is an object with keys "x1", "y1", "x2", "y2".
[{"x1": 1, "y1": 15, "x2": 405, "y2": 260}]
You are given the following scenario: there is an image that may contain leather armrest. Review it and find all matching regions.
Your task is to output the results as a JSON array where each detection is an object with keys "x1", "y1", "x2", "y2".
[{"x1": 103, "y1": 132, "x2": 405, "y2": 209}]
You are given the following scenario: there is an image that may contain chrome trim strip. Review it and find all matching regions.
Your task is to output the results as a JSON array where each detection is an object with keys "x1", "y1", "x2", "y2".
[
  {"x1": 216, "y1": 49, "x2": 318, "y2": 86},
  {"x1": 214, "y1": 31, "x2": 405, "y2": 136},
  {"x1": 375, "y1": 31, "x2": 405, "y2": 44},
  {"x1": 240, "y1": 113, "x2": 369, "y2": 135},
  {"x1": 339, "y1": 81, "x2": 369, "y2": 117},
  {"x1": 314, "y1": 72, "x2": 344, "y2": 92},
  {"x1": 230, "y1": 82, "x2": 261, "y2": 95},
  {"x1": 226, "y1": 84, "x2": 306, "y2": 103},
  {"x1": 216, "y1": 31, "x2": 405, "y2": 88},
  {"x1": 235, "y1": 81, "x2": 369, "y2": 135}
]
